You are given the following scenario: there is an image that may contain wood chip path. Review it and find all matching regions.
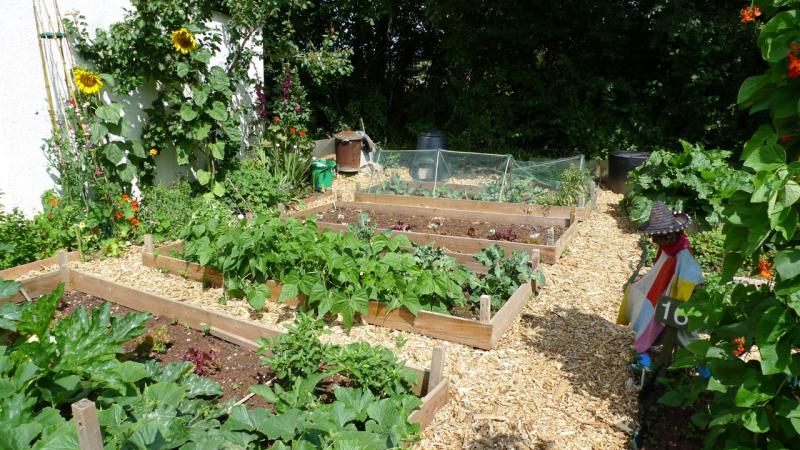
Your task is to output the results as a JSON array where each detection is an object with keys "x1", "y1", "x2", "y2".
[{"x1": 67, "y1": 187, "x2": 643, "y2": 449}]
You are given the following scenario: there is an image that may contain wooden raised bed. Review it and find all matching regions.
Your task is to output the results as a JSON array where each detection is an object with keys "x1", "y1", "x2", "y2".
[
  {"x1": 2, "y1": 254, "x2": 449, "y2": 431},
  {"x1": 0, "y1": 250, "x2": 81, "y2": 279},
  {"x1": 141, "y1": 237, "x2": 536, "y2": 350},
  {"x1": 354, "y1": 178, "x2": 597, "y2": 220},
  {"x1": 292, "y1": 201, "x2": 577, "y2": 264}
]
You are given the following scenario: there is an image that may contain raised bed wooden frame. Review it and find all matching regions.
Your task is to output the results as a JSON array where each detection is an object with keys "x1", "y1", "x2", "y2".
[
  {"x1": 353, "y1": 178, "x2": 598, "y2": 220},
  {"x1": 141, "y1": 237, "x2": 536, "y2": 350},
  {"x1": 2, "y1": 253, "x2": 449, "y2": 433},
  {"x1": 291, "y1": 200, "x2": 577, "y2": 264}
]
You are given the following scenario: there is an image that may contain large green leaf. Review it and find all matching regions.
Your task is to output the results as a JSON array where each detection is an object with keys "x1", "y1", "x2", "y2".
[
  {"x1": 246, "y1": 284, "x2": 270, "y2": 310},
  {"x1": 90, "y1": 123, "x2": 108, "y2": 144},
  {"x1": 738, "y1": 74, "x2": 771, "y2": 106},
  {"x1": 95, "y1": 104, "x2": 122, "y2": 124},
  {"x1": 744, "y1": 144, "x2": 785, "y2": 172},
  {"x1": 193, "y1": 86, "x2": 210, "y2": 107},
  {"x1": 195, "y1": 169, "x2": 211, "y2": 186},
  {"x1": 180, "y1": 104, "x2": 198, "y2": 121},
  {"x1": 209, "y1": 142, "x2": 225, "y2": 160},
  {"x1": 207, "y1": 101, "x2": 228, "y2": 121},
  {"x1": 103, "y1": 143, "x2": 125, "y2": 165},
  {"x1": 208, "y1": 66, "x2": 229, "y2": 92},
  {"x1": 775, "y1": 249, "x2": 800, "y2": 281}
]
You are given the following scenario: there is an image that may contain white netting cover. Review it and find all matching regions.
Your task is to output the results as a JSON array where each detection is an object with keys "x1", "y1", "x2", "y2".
[{"x1": 360, "y1": 150, "x2": 588, "y2": 206}]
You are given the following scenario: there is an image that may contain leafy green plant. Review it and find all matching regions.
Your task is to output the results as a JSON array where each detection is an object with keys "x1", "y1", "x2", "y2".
[
  {"x1": 624, "y1": 140, "x2": 749, "y2": 229},
  {"x1": 659, "y1": 4, "x2": 800, "y2": 447},
  {"x1": 222, "y1": 158, "x2": 299, "y2": 214},
  {"x1": 136, "y1": 181, "x2": 215, "y2": 242},
  {"x1": 469, "y1": 245, "x2": 544, "y2": 311}
]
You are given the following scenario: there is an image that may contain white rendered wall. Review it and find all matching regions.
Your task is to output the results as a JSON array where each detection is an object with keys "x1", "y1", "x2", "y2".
[{"x1": 0, "y1": 1, "x2": 259, "y2": 215}]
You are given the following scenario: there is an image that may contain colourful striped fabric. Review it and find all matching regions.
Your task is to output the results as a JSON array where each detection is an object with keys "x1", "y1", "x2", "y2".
[{"x1": 616, "y1": 248, "x2": 702, "y2": 353}]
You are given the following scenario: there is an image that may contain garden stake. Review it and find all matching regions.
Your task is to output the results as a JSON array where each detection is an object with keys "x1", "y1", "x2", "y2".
[
  {"x1": 41, "y1": 0, "x2": 74, "y2": 100},
  {"x1": 71, "y1": 398, "x2": 104, "y2": 450},
  {"x1": 429, "y1": 345, "x2": 446, "y2": 393},
  {"x1": 479, "y1": 295, "x2": 491, "y2": 323},
  {"x1": 33, "y1": 0, "x2": 58, "y2": 132}
]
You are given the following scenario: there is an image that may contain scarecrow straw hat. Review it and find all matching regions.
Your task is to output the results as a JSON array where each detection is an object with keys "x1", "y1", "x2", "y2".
[{"x1": 638, "y1": 201, "x2": 691, "y2": 236}]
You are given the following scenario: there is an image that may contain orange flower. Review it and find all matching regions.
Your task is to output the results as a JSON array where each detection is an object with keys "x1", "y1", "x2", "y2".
[
  {"x1": 732, "y1": 337, "x2": 746, "y2": 357},
  {"x1": 289, "y1": 127, "x2": 297, "y2": 135},
  {"x1": 131, "y1": 217, "x2": 140, "y2": 226},
  {"x1": 131, "y1": 199, "x2": 139, "y2": 212},
  {"x1": 48, "y1": 196, "x2": 57, "y2": 206},
  {"x1": 299, "y1": 130, "x2": 307, "y2": 137},
  {"x1": 122, "y1": 194, "x2": 130, "y2": 202},
  {"x1": 758, "y1": 259, "x2": 773, "y2": 280},
  {"x1": 789, "y1": 53, "x2": 800, "y2": 79},
  {"x1": 273, "y1": 116, "x2": 281, "y2": 124},
  {"x1": 740, "y1": 6, "x2": 761, "y2": 23},
  {"x1": 116, "y1": 211, "x2": 124, "y2": 219}
]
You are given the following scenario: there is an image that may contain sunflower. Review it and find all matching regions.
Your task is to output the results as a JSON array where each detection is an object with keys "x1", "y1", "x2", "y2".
[
  {"x1": 73, "y1": 67, "x2": 103, "y2": 95},
  {"x1": 171, "y1": 28, "x2": 198, "y2": 54}
]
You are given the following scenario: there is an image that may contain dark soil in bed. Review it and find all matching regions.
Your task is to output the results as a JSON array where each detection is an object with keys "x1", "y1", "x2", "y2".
[
  {"x1": 635, "y1": 373, "x2": 705, "y2": 450},
  {"x1": 315, "y1": 206, "x2": 565, "y2": 244},
  {"x1": 57, "y1": 291, "x2": 273, "y2": 408}
]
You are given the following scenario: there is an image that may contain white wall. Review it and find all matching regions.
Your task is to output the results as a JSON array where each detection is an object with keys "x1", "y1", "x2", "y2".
[{"x1": 0, "y1": 0, "x2": 259, "y2": 215}]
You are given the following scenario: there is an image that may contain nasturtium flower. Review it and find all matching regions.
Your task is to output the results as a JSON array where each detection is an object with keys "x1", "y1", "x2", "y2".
[
  {"x1": 289, "y1": 127, "x2": 297, "y2": 135},
  {"x1": 150, "y1": 148, "x2": 158, "y2": 156},
  {"x1": 171, "y1": 28, "x2": 198, "y2": 54},
  {"x1": 299, "y1": 130, "x2": 307, "y2": 137},
  {"x1": 273, "y1": 116, "x2": 281, "y2": 124},
  {"x1": 73, "y1": 67, "x2": 103, "y2": 95}
]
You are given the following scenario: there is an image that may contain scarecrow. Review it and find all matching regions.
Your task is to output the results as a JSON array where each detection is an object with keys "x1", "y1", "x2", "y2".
[{"x1": 616, "y1": 201, "x2": 703, "y2": 366}]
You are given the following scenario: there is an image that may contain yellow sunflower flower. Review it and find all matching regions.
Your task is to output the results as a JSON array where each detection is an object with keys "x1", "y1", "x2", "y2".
[
  {"x1": 73, "y1": 67, "x2": 103, "y2": 95},
  {"x1": 171, "y1": 28, "x2": 198, "y2": 54}
]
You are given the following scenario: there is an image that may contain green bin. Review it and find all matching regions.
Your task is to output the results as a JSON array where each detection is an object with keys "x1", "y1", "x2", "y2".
[{"x1": 311, "y1": 159, "x2": 336, "y2": 190}]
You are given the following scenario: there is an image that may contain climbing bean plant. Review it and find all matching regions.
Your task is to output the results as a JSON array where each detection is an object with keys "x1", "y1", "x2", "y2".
[{"x1": 663, "y1": 2, "x2": 800, "y2": 448}]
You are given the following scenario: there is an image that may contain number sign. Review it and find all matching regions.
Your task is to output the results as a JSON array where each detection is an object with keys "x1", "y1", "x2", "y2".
[{"x1": 654, "y1": 295, "x2": 689, "y2": 329}]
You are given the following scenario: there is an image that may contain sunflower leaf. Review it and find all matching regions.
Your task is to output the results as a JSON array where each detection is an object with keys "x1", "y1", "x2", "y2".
[
  {"x1": 196, "y1": 170, "x2": 211, "y2": 186},
  {"x1": 208, "y1": 66, "x2": 229, "y2": 92},
  {"x1": 207, "y1": 101, "x2": 228, "y2": 121},
  {"x1": 95, "y1": 104, "x2": 122, "y2": 124},
  {"x1": 91, "y1": 123, "x2": 108, "y2": 144},
  {"x1": 193, "y1": 86, "x2": 209, "y2": 106},
  {"x1": 192, "y1": 48, "x2": 212, "y2": 64},
  {"x1": 176, "y1": 62, "x2": 190, "y2": 77},
  {"x1": 209, "y1": 142, "x2": 225, "y2": 160},
  {"x1": 117, "y1": 163, "x2": 136, "y2": 183},
  {"x1": 180, "y1": 104, "x2": 198, "y2": 122},
  {"x1": 130, "y1": 139, "x2": 146, "y2": 158},
  {"x1": 103, "y1": 143, "x2": 125, "y2": 165}
]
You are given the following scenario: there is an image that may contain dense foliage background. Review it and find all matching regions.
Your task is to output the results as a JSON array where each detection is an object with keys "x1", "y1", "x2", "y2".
[{"x1": 292, "y1": 0, "x2": 763, "y2": 158}]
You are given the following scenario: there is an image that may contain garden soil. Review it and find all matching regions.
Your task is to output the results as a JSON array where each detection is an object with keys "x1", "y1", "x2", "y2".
[
  {"x1": 68, "y1": 187, "x2": 645, "y2": 449},
  {"x1": 314, "y1": 205, "x2": 565, "y2": 243}
]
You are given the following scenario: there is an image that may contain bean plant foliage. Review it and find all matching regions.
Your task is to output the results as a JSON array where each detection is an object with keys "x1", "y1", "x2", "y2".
[
  {"x1": 661, "y1": 2, "x2": 800, "y2": 448},
  {"x1": 0, "y1": 281, "x2": 425, "y2": 448},
  {"x1": 180, "y1": 213, "x2": 539, "y2": 328}
]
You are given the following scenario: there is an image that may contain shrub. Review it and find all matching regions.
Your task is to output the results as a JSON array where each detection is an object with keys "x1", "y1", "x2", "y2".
[
  {"x1": 222, "y1": 159, "x2": 298, "y2": 214},
  {"x1": 137, "y1": 181, "x2": 214, "y2": 242}
]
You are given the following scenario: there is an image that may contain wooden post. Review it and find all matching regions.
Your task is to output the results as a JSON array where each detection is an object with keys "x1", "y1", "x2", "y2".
[
  {"x1": 143, "y1": 234, "x2": 154, "y2": 255},
  {"x1": 428, "y1": 345, "x2": 446, "y2": 394},
  {"x1": 479, "y1": 295, "x2": 491, "y2": 323},
  {"x1": 530, "y1": 249, "x2": 540, "y2": 271},
  {"x1": 577, "y1": 195, "x2": 585, "y2": 208},
  {"x1": 545, "y1": 227, "x2": 555, "y2": 246},
  {"x1": 71, "y1": 398, "x2": 103, "y2": 450},
  {"x1": 58, "y1": 250, "x2": 70, "y2": 289}
]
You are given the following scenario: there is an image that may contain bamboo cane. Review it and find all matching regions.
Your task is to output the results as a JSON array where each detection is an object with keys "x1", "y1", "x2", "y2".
[{"x1": 33, "y1": 0, "x2": 58, "y2": 132}]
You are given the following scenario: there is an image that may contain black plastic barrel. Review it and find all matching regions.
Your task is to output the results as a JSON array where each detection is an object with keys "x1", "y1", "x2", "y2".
[
  {"x1": 416, "y1": 130, "x2": 448, "y2": 150},
  {"x1": 412, "y1": 130, "x2": 449, "y2": 182},
  {"x1": 608, "y1": 151, "x2": 650, "y2": 194}
]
